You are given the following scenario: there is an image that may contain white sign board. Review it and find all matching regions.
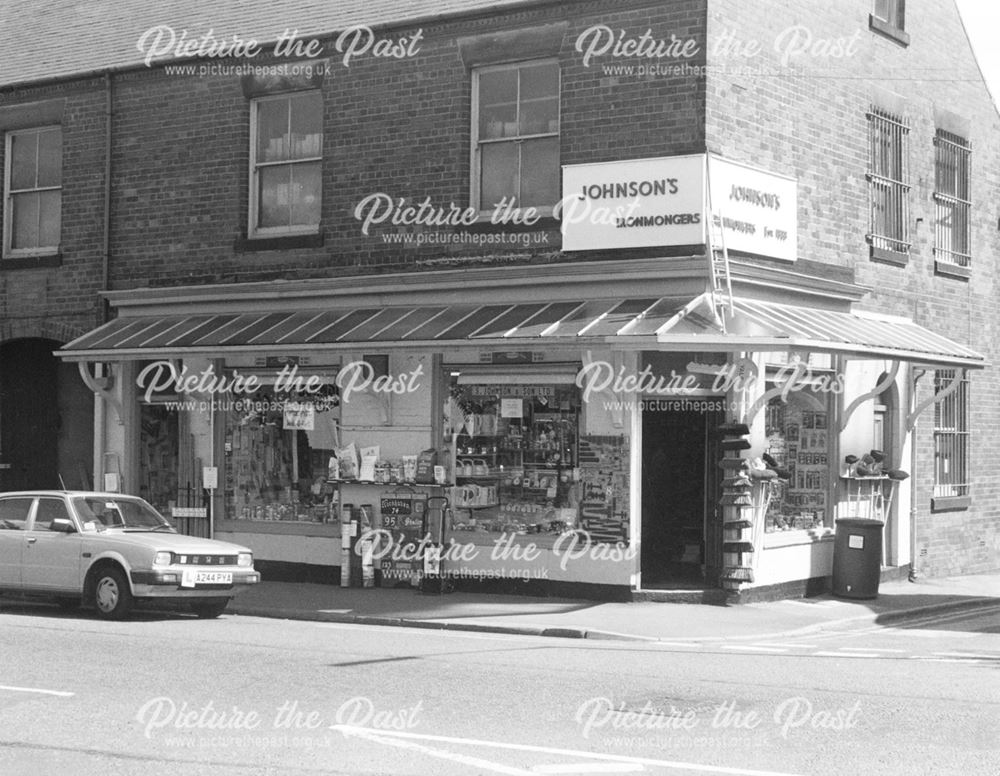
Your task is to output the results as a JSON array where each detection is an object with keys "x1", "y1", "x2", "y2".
[
  {"x1": 283, "y1": 402, "x2": 315, "y2": 430},
  {"x1": 202, "y1": 466, "x2": 218, "y2": 490},
  {"x1": 561, "y1": 154, "x2": 797, "y2": 261},
  {"x1": 560, "y1": 155, "x2": 705, "y2": 251},
  {"x1": 708, "y1": 156, "x2": 797, "y2": 262}
]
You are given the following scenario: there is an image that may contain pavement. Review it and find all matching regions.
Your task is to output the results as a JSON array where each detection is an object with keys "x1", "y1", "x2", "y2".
[{"x1": 228, "y1": 572, "x2": 1000, "y2": 642}]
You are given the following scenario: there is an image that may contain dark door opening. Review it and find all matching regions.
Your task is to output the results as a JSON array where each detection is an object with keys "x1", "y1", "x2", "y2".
[{"x1": 641, "y1": 404, "x2": 723, "y2": 588}]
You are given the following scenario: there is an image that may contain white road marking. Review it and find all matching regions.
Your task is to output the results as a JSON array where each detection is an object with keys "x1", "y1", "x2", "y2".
[
  {"x1": 332, "y1": 725, "x2": 806, "y2": 776},
  {"x1": 721, "y1": 645, "x2": 788, "y2": 653},
  {"x1": 839, "y1": 647, "x2": 905, "y2": 653},
  {"x1": 0, "y1": 684, "x2": 74, "y2": 697},
  {"x1": 533, "y1": 764, "x2": 644, "y2": 773},
  {"x1": 338, "y1": 725, "x2": 536, "y2": 775}
]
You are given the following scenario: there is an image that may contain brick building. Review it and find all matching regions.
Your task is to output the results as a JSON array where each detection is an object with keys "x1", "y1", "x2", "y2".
[{"x1": 1, "y1": 0, "x2": 996, "y2": 599}]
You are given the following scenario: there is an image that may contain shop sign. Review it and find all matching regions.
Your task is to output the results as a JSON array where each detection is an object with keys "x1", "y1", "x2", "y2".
[
  {"x1": 283, "y1": 402, "x2": 315, "y2": 430},
  {"x1": 561, "y1": 155, "x2": 705, "y2": 251},
  {"x1": 561, "y1": 154, "x2": 797, "y2": 261},
  {"x1": 707, "y1": 157, "x2": 797, "y2": 262}
]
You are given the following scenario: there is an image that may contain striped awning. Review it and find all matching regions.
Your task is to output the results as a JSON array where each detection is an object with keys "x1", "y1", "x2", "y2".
[{"x1": 57, "y1": 294, "x2": 985, "y2": 368}]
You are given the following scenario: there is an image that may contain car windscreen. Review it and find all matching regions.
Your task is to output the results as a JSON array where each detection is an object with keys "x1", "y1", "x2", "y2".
[{"x1": 72, "y1": 497, "x2": 171, "y2": 530}]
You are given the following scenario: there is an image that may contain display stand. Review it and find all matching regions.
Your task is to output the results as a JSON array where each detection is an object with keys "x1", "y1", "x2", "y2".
[
  {"x1": 839, "y1": 475, "x2": 897, "y2": 566},
  {"x1": 840, "y1": 475, "x2": 897, "y2": 521}
]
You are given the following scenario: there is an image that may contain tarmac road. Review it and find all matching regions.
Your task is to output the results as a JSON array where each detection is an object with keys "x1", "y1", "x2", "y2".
[{"x1": 0, "y1": 602, "x2": 998, "y2": 775}]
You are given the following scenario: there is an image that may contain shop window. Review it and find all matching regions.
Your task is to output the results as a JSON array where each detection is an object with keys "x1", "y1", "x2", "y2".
[
  {"x1": 139, "y1": 404, "x2": 179, "y2": 516},
  {"x1": 763, "y1": 391, "x2": 832, "y2": 532},
  {"x1": 472, "y1": 60, "x2": 560, "y2": 215},
  {"x1": 870, "y1": 0, "x2": 908, "y2": 45},
  {"x1": 224, "y1": 383, "x2": 340, "y2": 522},
  {"x1": 444, "y1": 378, "x2": 624, "y2": 545},
  {"x1": 249, "y1": 91, "x2": 322, "y2": 237},
  {"x1": 933, "y1": 130, "x2": 971, "y2": 275},
  {"x1": 866, "y1": 107, "x2": 910, "y2": 264},
  {"x1": 3, "y1": 126, "x2": 61, "y2": 257},
  {"x1": 933, "y1": 369, "x2": 969, "y2": 502}
]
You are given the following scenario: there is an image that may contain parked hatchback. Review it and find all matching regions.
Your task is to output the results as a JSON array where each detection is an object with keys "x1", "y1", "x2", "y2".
[{"x1": 0, "y1": 491, "x2": 260, "y2": 619}]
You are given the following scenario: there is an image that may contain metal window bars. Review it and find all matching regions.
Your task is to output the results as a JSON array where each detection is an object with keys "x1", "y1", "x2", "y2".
[
  {"x1": 933, "y1": 131, "x2": 972, "y2": 268},
  {"x1": 933, "y1": 369, "x2": 970, "y2": 498},
  {"x1": 866, "y1": 107, "x2": 910, "y2": 255}
]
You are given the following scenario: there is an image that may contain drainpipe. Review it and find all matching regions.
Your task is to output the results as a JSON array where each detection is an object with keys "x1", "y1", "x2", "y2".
[
  {"x1": 102, "y1": 71, "x2": 112, "y2": 324},
  {"x1": 908, "y1": 366, "x2": 923, "y2": 581},
  {"x1": 94, "y1": 72, "x2": 113, "y2": 489}
]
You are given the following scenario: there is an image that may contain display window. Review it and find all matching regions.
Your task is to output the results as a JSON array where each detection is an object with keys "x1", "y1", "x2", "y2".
[
  {"x1": 445, "y1": 379, "x2": 582, "y2": 543},
  {"x1": 763, "y1": 390, "x2": 832, "y2": 532},
  {"x1": 224, "y1": 382, "x2": 340, "y2": 523}
]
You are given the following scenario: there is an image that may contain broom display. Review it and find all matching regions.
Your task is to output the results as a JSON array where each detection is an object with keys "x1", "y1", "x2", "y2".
[{"x1": 717, "y1": 423, "x2": 755, "y2": 586}]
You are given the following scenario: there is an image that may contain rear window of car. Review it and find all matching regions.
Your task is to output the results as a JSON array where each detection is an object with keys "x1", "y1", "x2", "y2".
[{"x1": 0, "y1": 497, "x2": 34, "y2": 530}]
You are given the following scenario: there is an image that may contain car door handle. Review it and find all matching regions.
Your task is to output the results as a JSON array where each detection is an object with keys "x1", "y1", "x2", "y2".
[{"x1": 26, "y1": 537, "x2": 37, "y2": 544}]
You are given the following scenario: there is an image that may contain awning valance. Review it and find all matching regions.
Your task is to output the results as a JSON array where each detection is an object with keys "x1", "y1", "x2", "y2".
[{"x1": 57, "y1": 294, "x2": 985, "y2": 369}]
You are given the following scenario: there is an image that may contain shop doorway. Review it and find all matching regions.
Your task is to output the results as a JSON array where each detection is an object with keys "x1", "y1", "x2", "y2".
[
  {"x1": 641, "y1": 403, "x2": 723, "y2": 588},
  {"x1": 0, "y1": 338, "x2": 93, "y2": 491}
]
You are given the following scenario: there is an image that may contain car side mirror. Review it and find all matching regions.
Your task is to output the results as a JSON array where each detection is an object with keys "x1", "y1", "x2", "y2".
[{"x1": 49, "y1": 518, "x2": 77, "y2": 533}]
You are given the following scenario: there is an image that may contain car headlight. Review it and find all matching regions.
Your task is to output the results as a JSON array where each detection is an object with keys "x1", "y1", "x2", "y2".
[
  {"x1": 237, "y1": 552, "x2": 253, "y2": 567},
  {"x1": 153, "y1": 551, "x2": 173, "y2": 566}
]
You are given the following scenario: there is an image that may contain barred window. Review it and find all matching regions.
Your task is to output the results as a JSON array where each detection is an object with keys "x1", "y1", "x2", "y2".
[
  {"x1": 933, "y1": 370, "x2": 969, "y2": 499},
  {"x1": 867, "y1": 108, "x2": 910, "y2": 259},
  {"x1": 933, "y1": 130, "x2": 971, "y2": 270}
]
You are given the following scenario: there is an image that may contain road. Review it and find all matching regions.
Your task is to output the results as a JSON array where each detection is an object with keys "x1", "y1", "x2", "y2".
[{"x1": 1, "y1": 599, "x2": 998, "y2": 775}]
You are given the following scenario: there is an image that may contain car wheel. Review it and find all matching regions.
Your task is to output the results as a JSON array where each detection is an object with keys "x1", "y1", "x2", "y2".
[
  {"x1": 191, "y1": 598, "x2": 230, "y2": 619},
  {"x1": 92, "y1": 567, "x2": 133, "y2": 620}
]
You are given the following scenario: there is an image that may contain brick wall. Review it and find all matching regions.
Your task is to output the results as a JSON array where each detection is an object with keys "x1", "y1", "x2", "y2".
[
  {"x1": 706, "y1": 0, "x2": 1000, "y2": 575},
  {"x1": 105, "y1": 0, "x2": 707, "y2": 287},
  {"x1": 0, "y1": 79, "x2": 108, "y2": 343}
]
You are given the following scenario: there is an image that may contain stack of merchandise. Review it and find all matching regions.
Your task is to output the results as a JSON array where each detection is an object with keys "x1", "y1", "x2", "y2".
[{"x1": 717, "y1": 423, "x2": 755, "y2": 588}]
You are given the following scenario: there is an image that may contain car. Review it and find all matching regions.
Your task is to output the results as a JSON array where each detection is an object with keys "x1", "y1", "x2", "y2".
[{"x1": 0, "y1": 491, "x2": 260, "y2": 619}]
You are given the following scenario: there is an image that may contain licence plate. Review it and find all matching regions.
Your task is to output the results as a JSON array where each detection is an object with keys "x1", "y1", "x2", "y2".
[{"x1": 181, "y1": 570, "x2": 233, "y2": 588}]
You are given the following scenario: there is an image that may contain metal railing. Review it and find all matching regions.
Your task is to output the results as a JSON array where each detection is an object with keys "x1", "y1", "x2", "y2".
[
  {"x1": 933, "y1": 131, "x2": 971, "y2": 269},
  {"x1": 933, "y1": 370, "x2": 969, "y2": 498},
  {"x1": 867, "y1": 108, "x2": 910, "y2": 255}
]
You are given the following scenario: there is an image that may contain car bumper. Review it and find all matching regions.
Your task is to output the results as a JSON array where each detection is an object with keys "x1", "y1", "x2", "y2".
[{"x1": 130, "y1": 569, "x2": 261, "y2": 598}]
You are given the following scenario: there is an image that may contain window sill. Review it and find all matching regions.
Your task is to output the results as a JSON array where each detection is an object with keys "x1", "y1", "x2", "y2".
[
  {"x1": 235, "y1": 232, "x2": 323, "y2": 252},
  {"x1": 763, "y1": 527, "x2": 834, "y2": 549},
  {"x1": 469, "y1": 213, "x2": 559, "y2": 231},
  {"x1": 931, "y1": 495, "x2": 970, "y2": 513},
  {"x1": 934, "y1": 260, "x2": 971, "y2": 280},
  {"x1": 870, "y1": 245, "x2": 909, "y2": 266},
  {"x1": 869, "y1": 15, "x2": 910, "y2": 47},
  {"x1": 1, "y1": 253, "x2": 62, "y2": 270},
  {"x1": 216, "y1": 519, "x2": 340, "y2": 537}
]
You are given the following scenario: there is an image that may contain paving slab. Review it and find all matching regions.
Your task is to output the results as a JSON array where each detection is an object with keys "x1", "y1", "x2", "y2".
[{"x1": 228, "y1": 572, "x2": 1000, "y2": 642}]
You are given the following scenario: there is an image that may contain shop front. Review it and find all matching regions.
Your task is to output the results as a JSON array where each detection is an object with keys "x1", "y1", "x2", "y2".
[{"x1": 56, "y1": 259, "x2": 985, "y2": 601}]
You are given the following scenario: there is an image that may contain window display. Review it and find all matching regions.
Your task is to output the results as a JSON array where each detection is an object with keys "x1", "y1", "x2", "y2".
[
  {"x1": 224, "y1": 387, "x2": 340, "y2": 523},
  {"x1": 763, "y1": 392, "x2": 831, "y2": 532},
  {"x1": 445, "y1": 381, "x2": 581, "y2": 541}
]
